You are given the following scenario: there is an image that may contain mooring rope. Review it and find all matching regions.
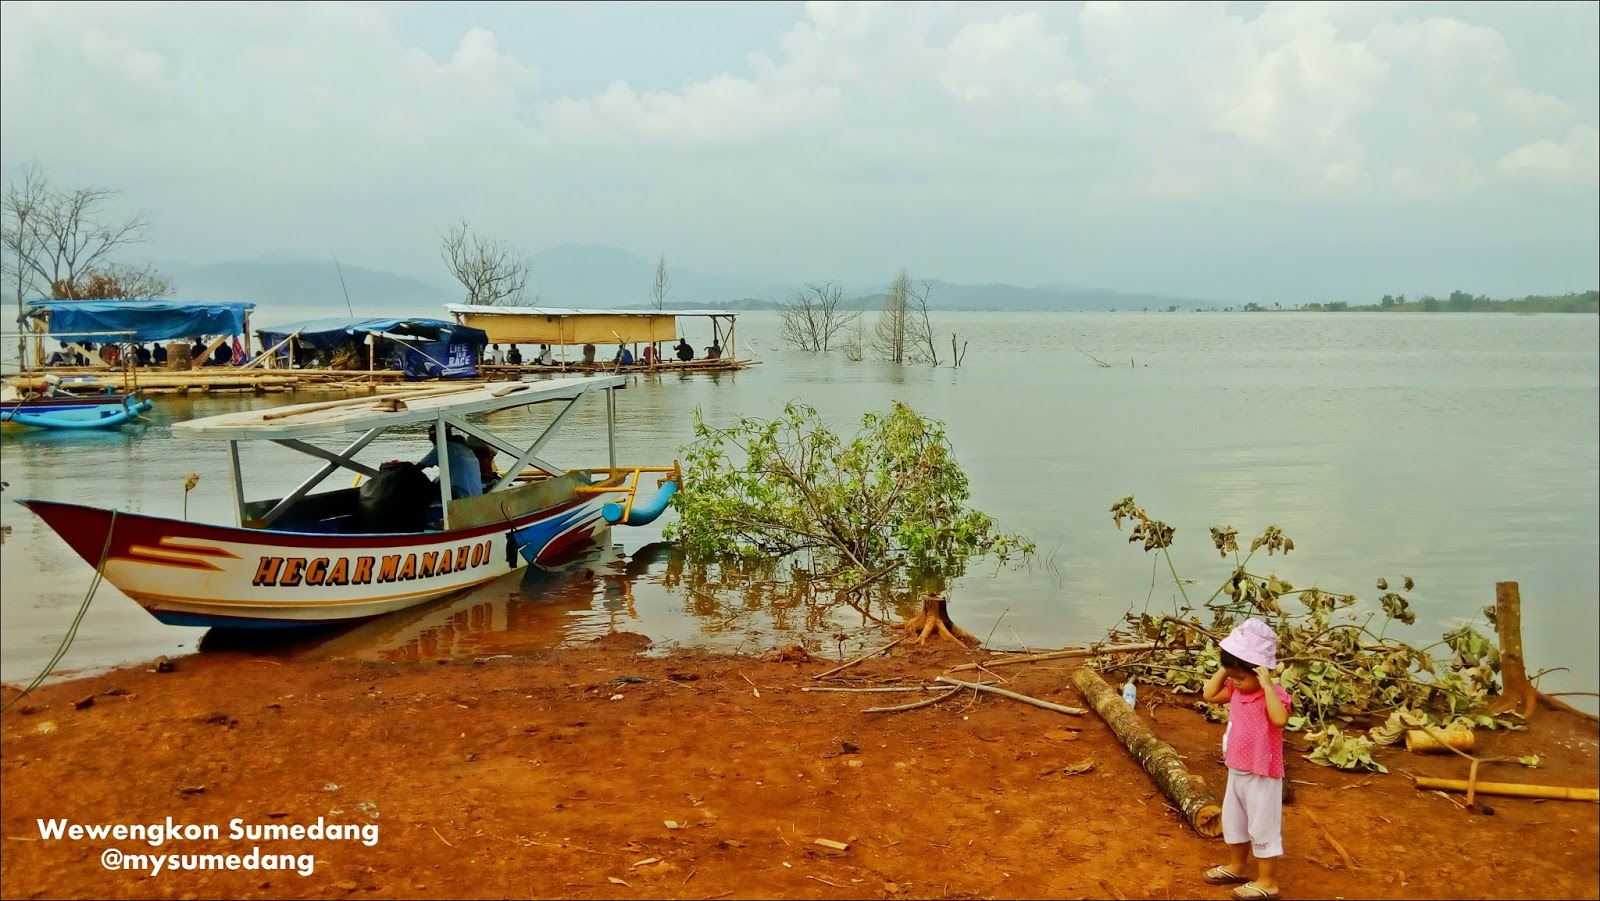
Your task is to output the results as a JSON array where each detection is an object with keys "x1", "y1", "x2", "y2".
[{"x1": 1, "y1": 510, "x2": 119, "y2": 713}]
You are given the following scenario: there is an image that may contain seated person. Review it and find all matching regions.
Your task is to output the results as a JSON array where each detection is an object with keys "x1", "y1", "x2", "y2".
[
  {"x1": 506, "y1": 344, "x2": 523, "y2": 365},
  {"x1": 616, "y1": 344, "x2": 634, "y2": 365},
  {"x1": 47, "y1": 343, "x2": 71, "y2": 366},
  {"x1": 417, "y1": 429, "x2": 484, "y2": 499},
  {"x1": 705, "y1": 342, "x2": 722, "y2": 360},
  {"x1": 135, "y1": 344, "x2": 153, "y2": 366},
  {"x1": 582, "y1": 343, "x2": 596, "y2": 364},
  {"x1": 210, "y1": 342, "x2": 233, "y2": 366},
  {"x1": 675, "y1": 338, "x2": 694, "y2": 361},
  {"x1": 537, "y1": 344, "x2": 554, "y2": 366},
  {"x1": 153, "y1": 343, "x2": 168, "y2": 364},
  {"x1": 190, "y1": 339, "x2": 207, "y2": 361},
  {"x1": 641, "y1": 344, "x2": 657, "y2": 366}
]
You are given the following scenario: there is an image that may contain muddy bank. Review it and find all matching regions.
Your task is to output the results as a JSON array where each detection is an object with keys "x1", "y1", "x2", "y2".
[{"x1": 3, "y1": 639, "x2": 1597, "y2": 900}]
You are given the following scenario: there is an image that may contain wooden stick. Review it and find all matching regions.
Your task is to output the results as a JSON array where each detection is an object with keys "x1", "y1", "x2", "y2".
[
  {"x1": 811, "y1": 636, "x2": 905, "y2": 680},
  {"x1": 945, "y1": 642, "x2": 1158, "y2": 673},
  {"x1": 935, "y1": 676, "x2": 1086, "y2": 715},
  {"x1": 863, "y1": 687, "x2": 962, "y2": 714},
  {"x1": 1404, "y1": 728, "x2": 1475, "y2": 753},
  {"x1": 1070, "y1": 669, "x2": 1221, "y2": 837},
  {"x1": 801, "y1": 686, "x2": 947, "y2": 693},
  {"x1": 1412, "y1": 776, "x2": 1598, "y2": 802},
  {"x1": 1305, "y1": 810, "x2": 1357, "y2": 870}
]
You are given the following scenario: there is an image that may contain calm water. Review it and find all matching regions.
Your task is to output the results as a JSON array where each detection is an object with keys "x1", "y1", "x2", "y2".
[{"x1": 3, "y1": 312, "x2": 1596, "y2": 709}]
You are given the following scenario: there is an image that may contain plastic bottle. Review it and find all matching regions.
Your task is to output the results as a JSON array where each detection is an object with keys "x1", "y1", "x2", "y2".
[{"x1": 1122, "y1": 678, "x2": 1137, "y2": 707}]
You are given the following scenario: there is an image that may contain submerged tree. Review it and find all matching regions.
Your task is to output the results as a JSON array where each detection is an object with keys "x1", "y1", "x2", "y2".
[
  {"x1": 869, "y1": 269, "x2": 938, "y2": 365},
  {"x1": 440, "y1": 218, "x2": 530, "y2": 306},
  {"x1": 650, "y1": 253, "x2": 670, "y2": 310},
  {"x1": 665, "y1": 401, "x2": 1033, "y2": 644},
  {"x1": 777, "y1": 280, "x2": 861, "y2": 352}
]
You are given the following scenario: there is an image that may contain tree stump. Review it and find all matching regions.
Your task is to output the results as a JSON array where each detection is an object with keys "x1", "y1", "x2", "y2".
[
  {"x1": 900, "y1": 593, "x2": 978, "y2": 646},
  {"x1": 1491, "y1": 581, "x2": 1538, "y2": 720},
  {"x1": 1071, "y1": 668, "x2": 1223, "y2": 837}
]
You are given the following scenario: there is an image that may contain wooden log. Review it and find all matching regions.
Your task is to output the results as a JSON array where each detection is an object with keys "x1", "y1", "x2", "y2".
[
  {"x1": 946, "y1": 642, "x2": 1158, "y2": 673},
  {"x1": 1071, "y1": 668, "x2": 1223, "y2": 837},
  {"x1": 1491, "y1": 581, "x2": 1539, "y2": 719},
  {"x1": 1412, "y1": 776, "x2": 1598, "y2": 802},
  {"x1": 936, "y1": 676, "x2": 1086, "y2": 715},
  {"x1": 1404, "y1": 728, "x2": 1474, "y2": 754}
]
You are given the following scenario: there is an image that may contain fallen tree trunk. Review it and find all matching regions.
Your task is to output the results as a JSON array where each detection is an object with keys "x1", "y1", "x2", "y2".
[
  {"x1": 1412, "y1": 776, "x2": 1598, "y2": 802},
  {"x1": 1071, "y1": 668, "x2": 1222, "y2": 837}
]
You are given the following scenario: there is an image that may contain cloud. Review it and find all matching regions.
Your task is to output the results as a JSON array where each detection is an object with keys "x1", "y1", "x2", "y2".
[{"x1": 0, "y1": 0, "x2": 1592, "y2": 299}]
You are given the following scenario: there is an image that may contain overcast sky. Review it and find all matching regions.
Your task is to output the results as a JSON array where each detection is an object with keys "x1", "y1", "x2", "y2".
[{"x1": 2, "y1": 1, "x2": 1596, "y2": 304}]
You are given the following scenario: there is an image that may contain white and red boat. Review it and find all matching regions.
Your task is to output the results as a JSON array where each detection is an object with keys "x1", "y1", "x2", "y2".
[{"x1": 18, "y1": 375, "x2": 680, "y2": 629}]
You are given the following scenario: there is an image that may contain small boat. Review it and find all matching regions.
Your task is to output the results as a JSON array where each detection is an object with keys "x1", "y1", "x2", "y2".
[
  {"x1": 1, "y1": 377, "x2": 154, "y2": 430},
  {"x1": 17, "y1": 375, "x2": 680, "y2": 628},
  {"x1": 444, "y1": 303, "x2": 758, "y2": 374}
]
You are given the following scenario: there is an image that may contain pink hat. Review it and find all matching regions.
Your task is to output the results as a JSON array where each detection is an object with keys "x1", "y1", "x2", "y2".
[{"x1": 1220, "y1": 618, "x2": 1277, "y2": 669}]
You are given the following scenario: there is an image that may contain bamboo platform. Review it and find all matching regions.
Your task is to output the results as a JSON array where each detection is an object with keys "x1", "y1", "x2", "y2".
[{"x1": 481, "y1": 358, "x2": 759, "y2": 378}]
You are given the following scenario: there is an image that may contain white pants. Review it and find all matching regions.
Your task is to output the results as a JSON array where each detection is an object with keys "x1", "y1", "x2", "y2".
[{"x1": 1222, "y1": 768, "x2": 1284, "y2": 858}]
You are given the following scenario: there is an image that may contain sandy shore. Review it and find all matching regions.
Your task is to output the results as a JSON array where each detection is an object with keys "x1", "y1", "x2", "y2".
[{"x1": 3, "y1": 636, "x2": 1597, "y2": 900}]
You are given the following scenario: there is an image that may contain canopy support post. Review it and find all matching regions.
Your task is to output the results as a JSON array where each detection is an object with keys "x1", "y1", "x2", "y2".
[
  {"x1": 435, "y1": 415, "x2": 453, "y2": 530},
  {"x1": 228, "y1": 440, "x2": 248, "y2": 526},
  {"x1": 606, "y1": 385, "x2": 616, "y2": 472}
]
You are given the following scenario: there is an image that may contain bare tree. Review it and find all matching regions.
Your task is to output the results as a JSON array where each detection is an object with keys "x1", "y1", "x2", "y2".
[
  {"x1": 870, "y1": 269, "x2": 938, "y2": 365},
  {"x1": 1, "y1": 163, "x2": 50, "y2": 365},
  {"x1": 650, "y1": 253, "x2": 670, "y2": 310},
  {"x1": 440, "y1": 218, "x2": 529, "y2": 306},
  {"x1": 778, "y1": 281, "x2": 862, "y2": 352}
]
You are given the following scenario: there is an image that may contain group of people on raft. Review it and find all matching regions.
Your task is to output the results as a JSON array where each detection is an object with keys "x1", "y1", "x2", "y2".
[{"x1": 482, "y1": 337, "x2": 722, "y2": 368}]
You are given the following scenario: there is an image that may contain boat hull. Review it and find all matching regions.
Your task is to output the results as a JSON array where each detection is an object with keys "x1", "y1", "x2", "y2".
[
  {"x1": 2, "y1": 396, "x2": 153, "y2": 430},
  {"x1": 18, "y1": 497, "x2": 612, "y2": 628}
]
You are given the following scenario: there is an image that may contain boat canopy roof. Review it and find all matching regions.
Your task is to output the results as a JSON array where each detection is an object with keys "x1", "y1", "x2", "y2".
[
  {"x1": 173, "y1": 374, "x2": 624, "y2": 441},
  {"x1": 21, "y1": 299, "x2": 255, "y2": 343},
  {"x1": 444, "y1": 303, "x2": 735, "y2": 346},
  {"x1": 256, "y1": 316, "x2": 488, "y2": 351}
]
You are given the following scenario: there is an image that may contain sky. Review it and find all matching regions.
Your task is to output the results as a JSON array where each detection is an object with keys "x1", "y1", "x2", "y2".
[{"x1": 1, "y1": 0, "x2": 1596, "y2": 305}]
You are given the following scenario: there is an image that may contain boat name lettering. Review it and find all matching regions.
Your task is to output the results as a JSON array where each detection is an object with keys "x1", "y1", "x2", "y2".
[{"x1": 250, "y1": 541, "x2": 493, "y2": 587}]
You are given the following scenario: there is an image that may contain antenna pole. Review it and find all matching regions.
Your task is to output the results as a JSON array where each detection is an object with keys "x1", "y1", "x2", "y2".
[{"x1": 333, "y1": 254, "x2": 354, "y2": 317}]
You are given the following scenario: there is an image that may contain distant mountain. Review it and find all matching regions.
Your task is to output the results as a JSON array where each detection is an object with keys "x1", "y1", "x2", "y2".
[
  {"x1": 526, "y1": 243, "x2": 788, "y2": 307},
  {"x1": 153, "y1": 259, "x2": 455, "y2": 311},
  {"x1": 145, "y1": 247, "x2": 1222, "y2": 316}
]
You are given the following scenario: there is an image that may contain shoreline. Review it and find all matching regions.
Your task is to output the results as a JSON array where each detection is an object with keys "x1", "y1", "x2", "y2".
[{"x1": 4, "y1": 639, "x2": 1596, "y2": 900}]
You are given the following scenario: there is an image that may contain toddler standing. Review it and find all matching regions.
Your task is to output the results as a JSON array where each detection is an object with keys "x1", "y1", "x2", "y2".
[{"x1": 1201, "y1": 618, "x2": 1292, "y2": 900}]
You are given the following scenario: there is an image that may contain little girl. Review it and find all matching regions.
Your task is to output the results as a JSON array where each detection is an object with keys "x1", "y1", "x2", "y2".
[{"x1": 1201, "y1": 617, "x2": 1292, "y2": 900}]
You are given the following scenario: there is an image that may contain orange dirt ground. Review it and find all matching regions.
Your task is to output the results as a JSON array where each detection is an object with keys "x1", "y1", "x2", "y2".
[{"x1": 3, "y1": 637, "x2": 1597, "y2": 901}]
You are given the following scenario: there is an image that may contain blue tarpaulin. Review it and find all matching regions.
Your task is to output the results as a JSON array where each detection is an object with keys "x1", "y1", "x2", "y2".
[
  {"x1": 255, "y1": 317, "x2": 488, "y2": 351},
  {"x1": 22, "y1": 299, "x2": 254, "y2": 343}
]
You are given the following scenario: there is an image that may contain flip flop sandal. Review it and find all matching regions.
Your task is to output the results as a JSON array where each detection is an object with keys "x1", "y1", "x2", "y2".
[
  {"x1": 1232, "y1": 883, "x2": 1281, "y2": 900},
  {"x1": 1203, "y1": 866, "x2": 1248, "y2": 885}
]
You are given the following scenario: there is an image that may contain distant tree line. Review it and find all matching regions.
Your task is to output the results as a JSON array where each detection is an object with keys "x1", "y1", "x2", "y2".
[{"x1": 1291, "y1": 290, "x2": 1597, "y2": 314}]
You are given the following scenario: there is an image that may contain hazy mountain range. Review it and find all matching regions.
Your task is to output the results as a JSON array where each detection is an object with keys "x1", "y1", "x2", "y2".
[{"x1": 150, "y1": 244, "x2": 1218, "y2": 314}]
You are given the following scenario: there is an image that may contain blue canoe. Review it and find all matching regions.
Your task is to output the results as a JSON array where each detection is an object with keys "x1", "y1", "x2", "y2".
[{"x1": 1, "y1": 395, "x2": 154, "y2": 430}]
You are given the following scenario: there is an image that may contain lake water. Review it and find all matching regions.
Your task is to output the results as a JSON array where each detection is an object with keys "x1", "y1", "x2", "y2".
[{"x1": 3, "y1": 311, "x2": 1596, "y2": 710}]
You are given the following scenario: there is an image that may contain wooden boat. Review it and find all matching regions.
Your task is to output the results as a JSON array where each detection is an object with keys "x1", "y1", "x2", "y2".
[{"x1": 17, "y1": 375, "x2": 680, "y2": 629}]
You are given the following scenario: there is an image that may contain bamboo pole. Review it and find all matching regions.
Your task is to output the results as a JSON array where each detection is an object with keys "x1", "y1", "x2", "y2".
[
  {"x1": 1071, "y1": 668, "x2": 1223, "y2": 837},
  {"x1": 946, "y1": 643, "x2": 1158, "y2": 673},
  {"x1": 260, "y1": 383, "x2": 481, "y2": 420},
  {"x1": 1412, "y1": 776, "x2": 1598, "y2": 802},
  {"x1": 936, "y1": 676, "x2": 1086, "y2": 715},
  {"x1": 1404, "y1": 728, "x2": 1475, "y2": 754}
]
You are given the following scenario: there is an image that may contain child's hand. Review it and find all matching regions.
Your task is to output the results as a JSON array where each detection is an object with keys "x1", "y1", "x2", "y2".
[{"x1": 1254, "y1": 665, "x2": 1275, "y2": 686}]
